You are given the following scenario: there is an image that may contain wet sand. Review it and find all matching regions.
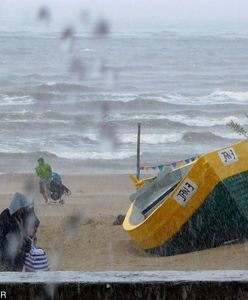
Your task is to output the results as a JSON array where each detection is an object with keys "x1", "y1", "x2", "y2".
[{"x1": 0, "y1": 173, "x2": 247, "y2": 271}]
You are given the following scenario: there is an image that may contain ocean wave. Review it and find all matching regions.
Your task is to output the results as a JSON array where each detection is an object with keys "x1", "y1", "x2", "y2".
[
  {"x1": 92, "y1": 93, "x2": 139, "y2": 103},
  {"x1": 0, "y1": 94, "x2": 35, "y2": 106},
  {"x1": 4, "y1": 89, "x2": 247, "y2": 109},
  {"x1": 107, "y1": 118, "x2": 190, "y2": 129},
  {"x1": 20, "y1": 74, "x2": 64, "y2": 85},
  {"x1": 108, "y1": 113, "x2": 169, "y2": 121},
  {"x1": 0, "y1": 79, "x2": 13, "y2": 86},
  {"x1": 4, "y1": 97, "x2": 247, "y2": 128},
  {"x1": 0, "y1": 110, "x2": 33, "y2": 120},
  {"x1": 120, "y1": 133, "x2": 182, "y2": 144},
  {"x1": 138, "y1": 91, "x2": 248, "y2": 105},
  {"x1": 0, "y1": 119, "x2": 71, "y2": 125},
  {"x1": 0, "y1": 149, "x2": 135, "y2": 161},
  {"x1": 56, "y1": 134, "x2": 98, "y2": 145},
  {"x1": 0, "y1": 151, "x2": 58, "y2": 159},
  {"x1": 107, "y1": 113, "x2": 248, "y2": 128},
  {"x1": 211, "y1": 91, "x2": 248, "y2": 102},
  {"x1": 164, "y1": 115, "x2": 248, "y2": 127},
  {"x1": 0, "y1": 110, "x2": 72, "y2": 124},
  {"x1": 0, "y1": 110, "x2": 95, "y2": 125},
  {"x1": 180, "y1": 90, "x2": 248, "y2": 105},
  {"x1": 53, "y1": 150, "x2": 136, "y2": 160},
  {"x1": 0, "y1": 131, "x2": 239, "y2": 161},
  {"x1": 82, "y1": 98, "x2": 169, "y2": 111},
  {"x1": 120, "y1": 131, "x2": 239, "y2": 145},
  {"x1": 193, "y1": 90, "x2": 248, "y2": 105},
  {"x1": 82, "y1": 96, "x2": 248, "y2": 113},
  {"x1": 36, "y1": 82, "x2": 96, "y2": 93},
  {"x1": 181, "y1": 131, "x2": 239, "y2": 143}
]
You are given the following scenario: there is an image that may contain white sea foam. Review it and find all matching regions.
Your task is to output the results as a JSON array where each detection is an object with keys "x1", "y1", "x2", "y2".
[
  {"x1": 0, "y1": 95, "x2": 35, "y2": 106},
  {"x1": 120, "y1": 133, "x2": 182, "y2": 144},
  {"x1": 44, "y1": 81, "x2": 57, "y2": 86},
  {"x1": 166, "y1": 115, "x2": 248, "y2": 127},
  {"x1": 109, "y1": 113, "x2": 248, "y2": 127},
  {"x1": 220, "y1": 132, "x2": 246, "y2": 139},
  {"x1": 107, "y1": 113, "x2": 168, "y2": 121},
  {"x1": 0, "y1": 119, "x2": 71, "y2": 124},
  {"x1": 98, "y1": 93, "x2": 138, "y2": 103},
  {"x1": 189, "y1": 90, "x2": 248, "y2": 105},
  {"x1": 0, "y1": 119, "x2": 71, "y2": 125},
  {"x1": 83, "y1": 48, "x2": 96, "y2": 52},
  {"x1": 142, "y1": 90, "x2": 248, "y2": 105},
  {"x1": 53, "y1": 150, "x2": 135, "y2": 160},
  {"x1": 91, "y1": 92, "x2": 241, "y2": 106},
  {"x1": 212, "y1": 90, "x2": 248, "y2": 102}
]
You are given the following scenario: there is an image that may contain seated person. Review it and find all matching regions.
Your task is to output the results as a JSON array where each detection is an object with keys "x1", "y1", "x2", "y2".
[{"x1": 0, "y1": 192, "x2": 40, "y2": 271}]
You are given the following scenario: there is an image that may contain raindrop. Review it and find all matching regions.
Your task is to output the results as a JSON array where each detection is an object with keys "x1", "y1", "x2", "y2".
[
  {"x1": 24, "y1": 177, "x2": 39, "y2": 201},
  {"x1": 6, "y1": 233, "x2": 19, "y2": 260},
  {"x1": 61, "y1": 26, "x2": 75, "y2": 51},
  {"x1": 45, "y1": 283, "x2": 57, "y2": 299},
  {"x1": 98, "y1": 62, "x2": 118, "y2": 88},
  {"x1": 61, "y1": 26, "x2": 75, "y2": 41},
  {"x1": 80, "y1": 9, "x2": 90, "y2": 25},
  {"x1": 49, "y1": 250, "x2": 61, "y2": 270},
  {"x1": 65, "y1": 213, "x2": 84, "y2": 240},
  {"x1": 66, "y1": 214, "x2": 82, "y2": 232},
  {"x1": 98, "y1": 121, "x2": 119, "y2": 152},
  {"x1": 101, "y1": 102, "x2": 110, "y2": 121},
  {"x1": 37, "y1": 6, "x2": 51, "y2": 24},
  {"x1": 94, "y1": 19, "x2": 110, "y2": 37},
  {"x1": 69, "y1": 56, "x2": 87, "y2": 80},
  {"x1": 100, "y1": 62, "x2": 109, "y2": 74}
]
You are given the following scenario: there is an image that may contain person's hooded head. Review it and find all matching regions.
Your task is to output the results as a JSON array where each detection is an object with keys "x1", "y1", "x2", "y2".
[
  {"x1": 37, "y1": 157, "x2": 44, "y2": 165},
  {"x1": 9, "y1": 192, "x2": 33, "y2": 216},
  {"x1": 9, "y1": 192, "x2": 39, "y2": 233}
]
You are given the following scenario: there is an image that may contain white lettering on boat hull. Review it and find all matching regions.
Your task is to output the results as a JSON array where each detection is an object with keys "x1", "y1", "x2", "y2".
[
  {"x1": 173, "y1": 178, "x2": 198, "y2": 206},
  {"x1": 218, "y1": 147, "x2": 238, "y2": 166}
]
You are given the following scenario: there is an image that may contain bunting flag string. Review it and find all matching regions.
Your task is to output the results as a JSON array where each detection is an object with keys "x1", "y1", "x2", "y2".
[{"x1": 140, "y1": 155, "x2": 200, "y2": 172}]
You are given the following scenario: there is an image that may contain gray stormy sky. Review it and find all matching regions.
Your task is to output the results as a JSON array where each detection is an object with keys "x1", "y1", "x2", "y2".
[{"x1": 0, "y1": 0, "x2": 248, "y2": 32}]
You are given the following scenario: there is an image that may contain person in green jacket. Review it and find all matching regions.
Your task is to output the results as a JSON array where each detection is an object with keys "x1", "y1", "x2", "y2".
[{"x1": 35, "y1": 157, "x2": 52, "y2": 203}]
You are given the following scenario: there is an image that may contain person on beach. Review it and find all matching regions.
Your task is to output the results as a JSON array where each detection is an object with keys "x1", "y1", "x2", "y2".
[
  {"x1": 35, "y1": 157, "x2": 52, "y2": 203},
  {"x1": 0, "y1": 192, "x2": 40, "y2": 271}
]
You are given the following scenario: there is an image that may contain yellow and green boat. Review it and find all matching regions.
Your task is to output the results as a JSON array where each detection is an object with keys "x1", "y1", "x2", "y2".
[{"x1": 123, "y1": 140, "x2": 248, "y2": 255}]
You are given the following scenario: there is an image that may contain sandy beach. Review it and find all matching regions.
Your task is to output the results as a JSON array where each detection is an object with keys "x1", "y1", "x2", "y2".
[{"x1": 0, "y1": 172, "x2": 247, "y2": 272}]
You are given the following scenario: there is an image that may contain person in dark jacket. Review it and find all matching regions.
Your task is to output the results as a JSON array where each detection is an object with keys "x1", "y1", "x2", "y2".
[{"x1": 0, "y1": 192, "x2": 40, "y2": 271}]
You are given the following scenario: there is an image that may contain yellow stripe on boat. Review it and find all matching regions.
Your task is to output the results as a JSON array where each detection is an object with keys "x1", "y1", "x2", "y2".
[{"x1": 123, "y1": 140, "x2": 248, "y2": 251}]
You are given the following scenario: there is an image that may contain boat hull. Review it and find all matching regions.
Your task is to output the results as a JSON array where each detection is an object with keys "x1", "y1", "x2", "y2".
[{"x1": 123, "y1": 140, "x2": 248, "y2": 255}]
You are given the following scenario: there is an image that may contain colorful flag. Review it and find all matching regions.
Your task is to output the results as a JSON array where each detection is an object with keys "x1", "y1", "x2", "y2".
[
  {"x1": 158, "y1": 165, "x2": 164, "y2": 171},
  {"x1": 172, "y1": 162, "x2": 177, "y2": 169}
]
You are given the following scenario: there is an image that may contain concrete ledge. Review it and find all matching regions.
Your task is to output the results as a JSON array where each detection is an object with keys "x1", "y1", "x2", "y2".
[{"x1": 0, "y1": 271, "x2": 248, "y2": 299}]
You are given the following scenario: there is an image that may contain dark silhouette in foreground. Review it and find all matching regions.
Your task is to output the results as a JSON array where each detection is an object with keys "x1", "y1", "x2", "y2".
[{"x1": 0, "y1": 192, "x2": 39, "y2": 271}]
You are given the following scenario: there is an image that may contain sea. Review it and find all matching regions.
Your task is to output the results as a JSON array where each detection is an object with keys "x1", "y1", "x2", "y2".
[{"x1": 1, "y1": 28, "x2": 248, "y2": 173}]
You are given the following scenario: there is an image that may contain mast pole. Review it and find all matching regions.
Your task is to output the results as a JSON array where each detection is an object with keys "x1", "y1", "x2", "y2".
[{"x1": 137, "y1": 122, "x2": 141, "y2": 179}]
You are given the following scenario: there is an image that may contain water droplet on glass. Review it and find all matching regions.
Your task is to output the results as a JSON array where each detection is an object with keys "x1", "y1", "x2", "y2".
[
  {"x1": 37, "y1": 6, "x2": 51, "y2": 24},
  {"x1": 94, "y1": 19, "x2": 110, "y2": 37}
]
